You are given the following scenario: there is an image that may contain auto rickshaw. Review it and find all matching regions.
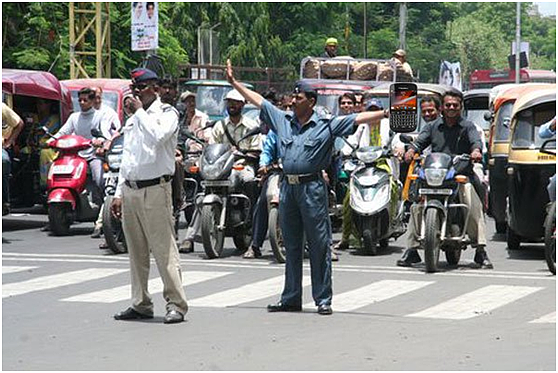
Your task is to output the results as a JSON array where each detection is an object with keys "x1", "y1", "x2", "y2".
[
  {"x1": 486, "y1": 83, "x2": 555, "y2": 233},
  {"x1": 506, "y1": 87, "x2": 556, "y2": 250},
  {"x1": 2, "y1": 69, "x2": 72, "y2": 208}
]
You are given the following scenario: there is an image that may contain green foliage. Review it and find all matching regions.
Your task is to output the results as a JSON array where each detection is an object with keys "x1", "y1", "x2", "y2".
[{"x1": 2, "y1": 2, "x2": 556, "y2": 85}]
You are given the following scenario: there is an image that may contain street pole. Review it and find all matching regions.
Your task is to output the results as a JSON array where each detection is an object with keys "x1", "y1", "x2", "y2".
[
  {"x1": 363, "y1": 3, "x2": 367, "y2": 58},
  {"x1": 399, "y1": 2, "x2": 407, "y2": 50},
  {"x1": 515, "y1": 2, "x2": 521, "y2": 84}
]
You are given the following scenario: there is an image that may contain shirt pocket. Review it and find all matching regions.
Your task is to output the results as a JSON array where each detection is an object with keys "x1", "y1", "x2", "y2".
[
  {"x1": 303, "y1": 138, "x2": 318, "y2": 149},
  {"x1": 281, "y1": 138, "x2": 294, "y2": 149}
]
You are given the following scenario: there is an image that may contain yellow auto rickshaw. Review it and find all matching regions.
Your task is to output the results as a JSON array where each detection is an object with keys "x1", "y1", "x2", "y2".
[
  {"x1": 487, "y1": 84, "x2": 555, "y2": 233},
  {"x1": 506, "y1": 87, "x2": 556, "y2": 250}
]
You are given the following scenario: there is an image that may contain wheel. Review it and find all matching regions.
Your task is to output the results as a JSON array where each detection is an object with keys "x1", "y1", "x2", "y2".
[
  {"x1": 507, "y1": 227, "x2": 522, "y2": 251},
  {"x1": 102, "y1": 196, "x2": 127, "y2": 254},
  {"x1": 379, "y1": 238, "x2": 389, "y2": 250},
  {"x1": 361, "y1": 229, "x2": 377, "y2": 256},
  {"x1": 48, "y1": 203, "x2": 71, "y2": 236},
  {"x1": 445, "y1": 250, "x2": 461, "y2": 266},
  {"x1": 268, "y1": 206, "x2": 286, "y2": 263},
  {"x1": 544, "y1": 202, "x2": 556, "y2": 275},
  {"x1": 201, "y1": 203, "x2": 225, "y2": 259},
  {"x1": 495, "y1": 220, "x2": 507, "y2": 234},
  {"x1": 424, "y1": 208, "x2": 441, "y2": 273},
  {"x1": 233, "y1": 232, "x2": 251, "y2": 252}
]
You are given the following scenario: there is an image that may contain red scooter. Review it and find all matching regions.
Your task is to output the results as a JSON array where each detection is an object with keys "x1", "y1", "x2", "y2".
[{"x1": 46, "y1": 132, "x2": 101, "y2": 236}]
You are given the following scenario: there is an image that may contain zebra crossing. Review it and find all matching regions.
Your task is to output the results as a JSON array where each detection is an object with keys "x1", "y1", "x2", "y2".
[{"x1": 2, "y1": 263, "x2": 555, "y2": 323}]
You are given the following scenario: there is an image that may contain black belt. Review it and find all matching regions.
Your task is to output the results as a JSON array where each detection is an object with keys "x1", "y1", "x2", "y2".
[
  {"x1": 284, "y1": 173, "x2": 320, "y2": 185},
  {"x1": 125, "y1": 175, "x2": 173, "y2": 189}
]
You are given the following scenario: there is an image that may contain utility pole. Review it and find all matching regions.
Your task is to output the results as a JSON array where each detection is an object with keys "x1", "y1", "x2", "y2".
[
  {"x1": 69, "y1": 2, "x2": 111, "y2": 79},
  {"x1": 399, "y1": 2, "x2": 407, "y2": 50},
  {"x1": 515, "y1": 2, "x2": 521, "y2": 84},
  {"x1": 363, "y1": 3, "x2": 367, "y2": 58}
]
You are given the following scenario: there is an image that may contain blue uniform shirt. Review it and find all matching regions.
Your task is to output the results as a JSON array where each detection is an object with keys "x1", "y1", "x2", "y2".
[
  {"x1": 259, "y1": 100, "x2": 357, "y2": 175},
  {"x1": 260, "y1": 130, "x2": 282, "y2": 167}
]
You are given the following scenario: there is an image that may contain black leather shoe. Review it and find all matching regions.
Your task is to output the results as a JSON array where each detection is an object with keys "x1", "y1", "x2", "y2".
[
  {"x1": 474, "y1": 247, "x2": 493, "y2": 269},
  {"x1": 267, "y1": 302, "x2": 302, "y2": 312},
  {"x1": 396, "y1": 248, "x2": 422, "y2": 267},
  {"x1": 163, "y1": 310, "x2": 184, "y2": 324},
  {"x1": 317, "y1": 304, "x2": 333, "y2": 315},
  {"x1": 114, "y1": 307, "x2": 153, "y2": 320}
]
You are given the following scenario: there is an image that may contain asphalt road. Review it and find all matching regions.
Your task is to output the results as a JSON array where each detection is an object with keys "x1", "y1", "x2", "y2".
[{"x1": 2, "y1": 209, "x2": 556, "y2": 370}]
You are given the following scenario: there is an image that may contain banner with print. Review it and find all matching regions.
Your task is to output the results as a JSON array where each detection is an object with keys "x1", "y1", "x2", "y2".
[
  {"x1": 131, "y1": 2, "x2": 158, "y2": 51},
  {"x1": 439, "y1": 61, "x2": 462, "y2": 91}
]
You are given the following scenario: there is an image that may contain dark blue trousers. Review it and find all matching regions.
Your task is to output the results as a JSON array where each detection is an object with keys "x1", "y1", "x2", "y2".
[{"x1": 278, "y1": 178, "x2": 332, "y2": 307}]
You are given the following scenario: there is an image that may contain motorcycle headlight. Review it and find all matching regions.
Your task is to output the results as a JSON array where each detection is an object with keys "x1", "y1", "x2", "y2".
[
  {"x1": 201, "y1": 163, "x2": 223, "y2": 180},
  {"x1": 107, "y1": 154, "x2": 122, "y2": 169},
  {"x1": 424, "y1": 168, "x2": 448, "y2": 187}
]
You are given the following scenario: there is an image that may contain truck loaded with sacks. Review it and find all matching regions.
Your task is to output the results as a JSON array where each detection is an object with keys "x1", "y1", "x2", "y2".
[{"x1": 298, "y1": 56, "x2": 414, "y2": 115}]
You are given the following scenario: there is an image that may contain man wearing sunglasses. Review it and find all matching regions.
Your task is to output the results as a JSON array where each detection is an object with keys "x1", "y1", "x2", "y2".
[
  {"x1": 400, "y1": 90, "x2": 492, "y2": 269},
  {"x1": 111, "y1": 68, "x2": 188, "y2": 324}
]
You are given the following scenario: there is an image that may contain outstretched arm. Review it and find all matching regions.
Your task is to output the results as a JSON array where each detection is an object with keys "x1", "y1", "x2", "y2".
[
  {"x1": 354, "y1": 110, "x2": 387, "y2": 126},
  {"x1": 226, "y1": 59, "x2": 264, "y2": 108}
]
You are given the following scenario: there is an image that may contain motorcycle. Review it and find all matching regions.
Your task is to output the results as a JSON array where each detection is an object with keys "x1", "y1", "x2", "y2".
[
  {"x1": 411, "y1": 153, "x2": 474, "y2": 273},
  {"x1": 100, "y1": 132, "x2": 127, "y2": 254},
  {"x1": 198, "y1": 128, "x2": 261, "y2": 258},
  {"x1": 45, "y1": 128, "x2": 102, "y2": 236},
  {"x1": 265, "y1": 163, "x2": 285, "y2": 263},
  {"x1": 345, "y1": 136, "x2": 406, "y2": 255}
]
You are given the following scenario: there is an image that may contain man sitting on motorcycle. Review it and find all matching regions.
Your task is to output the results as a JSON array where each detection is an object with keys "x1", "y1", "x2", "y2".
[
  {"x1": 51, "y1": 87, "x2": 108, "y2": 207},
  {"x1": 333, "y1": 99, "x2": 404, "y2": 252},
  {"x1": 398, "y1": 90, "x2": 493, "y2": 269},
  {"x1": 210, "y1": 89, "x2": 261, "y2": 183}
]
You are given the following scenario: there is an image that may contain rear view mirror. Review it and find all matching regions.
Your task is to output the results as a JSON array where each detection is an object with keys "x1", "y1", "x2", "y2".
[
  {"x1": 484, "y1": 112, "x2": 493, "y2": 122},
  {"x1": 90, "y1": 127, "x2": 104, "y2": 139},
  {"x1": 399, "y1": 134, "x2": 413, "y2": 144}
]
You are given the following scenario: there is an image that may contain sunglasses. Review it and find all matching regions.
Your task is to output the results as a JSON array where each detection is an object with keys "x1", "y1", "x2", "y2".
[
  {"x1": 444, "y1": 103, "x2": 460, "y2": 108},
  {"x1": 130, "y1": 83, "x2": 150, "y2": 91}
]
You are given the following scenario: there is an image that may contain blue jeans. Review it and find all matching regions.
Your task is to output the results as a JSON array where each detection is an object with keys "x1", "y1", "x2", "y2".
[
  {"x1": 279, "y1": 178, "x2": 332, "y2": 307},
  {"x1": 251, "y1": 177, "x2": 270, "y2": 248},
  {"x1": 2, "y1": 148, "x2": 11, "y2": 206}
]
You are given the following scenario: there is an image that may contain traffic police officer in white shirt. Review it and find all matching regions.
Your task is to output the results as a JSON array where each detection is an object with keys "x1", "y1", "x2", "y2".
[{"x1": 111, "y1": 68, "x2": 188, "y2": 324}]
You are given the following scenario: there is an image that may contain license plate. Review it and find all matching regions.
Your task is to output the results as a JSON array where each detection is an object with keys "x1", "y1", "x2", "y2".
[
  {"x1": 52, "y1": 165, "x2": 74, "y2": 175},
  {"x1": 419, "y1": 188, "x2": 452, "y2": 195},
  {"x1": 201, "y1": 180, "x2": 231, "y2": 187}
]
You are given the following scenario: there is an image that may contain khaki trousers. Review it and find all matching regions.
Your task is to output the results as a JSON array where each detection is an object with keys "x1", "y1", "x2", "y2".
[
  {"x1": 122, "y1": 181, "x2": 188, "y2": 315},
  {"x1": 407, "y1": 182, "x2": 487, "y2": 248}
]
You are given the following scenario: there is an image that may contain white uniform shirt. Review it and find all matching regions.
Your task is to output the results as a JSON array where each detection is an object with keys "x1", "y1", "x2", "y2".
[
  {"x1": 97, "y1": 103, "x2": 121, "y2": 137},
  {"x1": 114, "y1": 98, "x2": 178, "y2": 198}
]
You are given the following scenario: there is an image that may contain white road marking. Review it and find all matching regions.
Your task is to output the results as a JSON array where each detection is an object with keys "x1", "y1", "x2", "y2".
[
  {"x1": 309, "y1": 280, "x2": 434, "y2": 312},
  {"x1": 189, "y1": 275, "x2": 311, "y2": 308},
  {"x1": 529, "y1": 311, "x2": 556, "y2": 324},
  {"x1": 61, "y1": 271, "x2": 232, "y2": 303},
  {"x1": 2, "y1": 266, "x2": 38, "y2": 275},
  {"x1": 2, "y1": 268, "x2": 128, "y2": 298},
  {"x1": 407, "y1": 285, "x2": 543, "y2": 320}
]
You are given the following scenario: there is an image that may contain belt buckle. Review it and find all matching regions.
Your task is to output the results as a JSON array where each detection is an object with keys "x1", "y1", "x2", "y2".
[
  {"x1": 128, "y1": 180, "x2": 139, "y2": 189},
  {"x1": 287, "y1": 175, "x2": 300, "y2": 185}
]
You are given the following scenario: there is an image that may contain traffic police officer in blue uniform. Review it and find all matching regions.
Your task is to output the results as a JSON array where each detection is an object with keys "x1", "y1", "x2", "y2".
[{"x1": 226, "y1": 60, "x2": 387, "y2": 315}]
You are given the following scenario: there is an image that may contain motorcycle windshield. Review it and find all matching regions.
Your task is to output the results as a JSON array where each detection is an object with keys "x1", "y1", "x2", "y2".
[
  {"x1": 423, "y1": 152, "x2": 452, "y2": 170},
  {"x1": 109, "y1": 135, "x2": 124, "y2": 154},
  {"x1": 202, "y1": 144, "x2": 231, "y2": 165}
]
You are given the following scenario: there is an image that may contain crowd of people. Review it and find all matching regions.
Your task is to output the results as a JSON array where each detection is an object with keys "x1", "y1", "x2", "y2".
[{"x1": 6, "y1": 38, "x2": 551, "y2": 325}]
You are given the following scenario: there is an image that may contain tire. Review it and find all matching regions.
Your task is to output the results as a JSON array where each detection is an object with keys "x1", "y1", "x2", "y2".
[
  {"x1": 233, "y1": 233, "x2": 251, "y2": 252},
  {"x1": 507, "y1": 227, "x2": 522, "y2": 251},
  {"x1": 102, "y1": 196, "x2": 127, "y2": 254},
  {"x1": 445, "y1": 250, "x2": 461, "y2": 266},
  {"x1": 424, "y1": 208, "x2": 441, "y2": 273},
  {"x1": 544, "y1": 202, "x2": 556, "y2": 275},
  {"x1": 379, "y1": 238, "x2": 389, "y2": 250},
  {"x1": 268, "y1": 206, "x2": 286, "y2": 263},
  {"x1": 361, "y1": 229, "x2": 377, "y2": 256},
  {"x1": 48, "y1": 203, "x2": 71, "y2": 236},
  {"x1": 201, "y1": 203, "x2": 225, "y2": 259},
  {"x1": 495, "y1": 221, "x2": 507, "y2": 234}
]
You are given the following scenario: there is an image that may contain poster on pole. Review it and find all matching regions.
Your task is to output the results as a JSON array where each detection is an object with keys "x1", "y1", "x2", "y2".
[
  {"x1": 439, "y1": 61, "x2": 462, "y2": 91},
  {"x1": 131, "y1": 2, "x2": 158, "y2": 51}
]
